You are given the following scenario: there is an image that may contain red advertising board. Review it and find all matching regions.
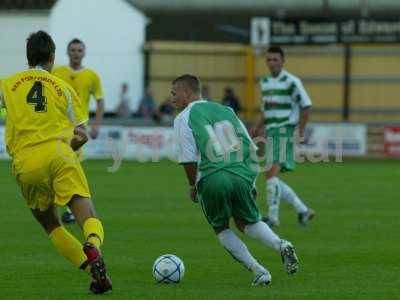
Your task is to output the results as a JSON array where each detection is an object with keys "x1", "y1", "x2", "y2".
[{"x1": 384, "y1": 126, "x2": 400, "y2": 157}]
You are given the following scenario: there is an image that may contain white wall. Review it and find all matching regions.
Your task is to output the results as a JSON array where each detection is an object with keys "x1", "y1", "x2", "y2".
[
  {"x1": 0, "y1": 12, "x2": 49, "y2": 77},
  {"x1": 50, "y1": 0, "x2": 146, "y2": 113}
]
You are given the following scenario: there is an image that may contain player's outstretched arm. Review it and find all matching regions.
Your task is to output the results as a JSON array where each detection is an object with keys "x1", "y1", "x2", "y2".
[{"x1": 71, "y1": 124, "x2": 89, "y2": 151}]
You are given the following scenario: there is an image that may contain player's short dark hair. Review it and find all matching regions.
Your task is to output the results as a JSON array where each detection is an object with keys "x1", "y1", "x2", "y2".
[
  {"x1": 67, "y1": 38, "x2": 85, "y2": 50},
  {"x1": 26, "y1": 30, "x2": 56, "y2": 67},
  {"x1": 267, "y1": 46, "x2": 285, "y2": 59},
  {"x1": 172, "y1": 74, "x2": 201, "y2": 94}
]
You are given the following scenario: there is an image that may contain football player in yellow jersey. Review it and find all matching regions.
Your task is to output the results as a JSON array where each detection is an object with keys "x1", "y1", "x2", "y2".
[
  {"x1": 0, "y1": 31, "x2": 112, "y2": 294},
  {"x1": 53, "y1": 38, "x2": 105, "y2": 223},
  {"x1": 52, "y1": 38, "x2": 104, "y2": 139}
]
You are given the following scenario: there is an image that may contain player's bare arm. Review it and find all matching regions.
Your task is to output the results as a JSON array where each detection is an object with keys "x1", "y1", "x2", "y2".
[
  {"x1": 182, "y1": 162, "x2": 198, "y2": 202},
  {"x1": 90, "y1": 98, "x2": 104, "y2": 139},
  {"x1": 71, "y1": 124, "x2": 89, "y2": 151},
  {"x1": 251, "y1": 112, "x2": 265, "y2": 138},
  {"x1": 298, "y1": 106, "x2": 311, "y2": 142}
]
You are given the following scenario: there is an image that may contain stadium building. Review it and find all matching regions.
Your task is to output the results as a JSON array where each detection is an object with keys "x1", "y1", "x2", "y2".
[{"x1": 1, "y1": 0, "x2": 400, "y2": 158}]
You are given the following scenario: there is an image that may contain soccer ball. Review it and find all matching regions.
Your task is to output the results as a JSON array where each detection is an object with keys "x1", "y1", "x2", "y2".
[{"x1": 152, "y1": 254, "x2": 185, "y2": 283}]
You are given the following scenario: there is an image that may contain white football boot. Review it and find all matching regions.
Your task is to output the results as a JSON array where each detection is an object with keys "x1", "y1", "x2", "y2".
[
  {"x1": 280, "y1": 240, "x2": 299, "y2": 274},
  {"x1": 252, "y1": 270, "x2": 272, "y2": 286}
]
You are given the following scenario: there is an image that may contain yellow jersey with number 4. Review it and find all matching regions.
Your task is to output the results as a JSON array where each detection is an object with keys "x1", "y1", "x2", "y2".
[
  {"x1": 0, "y1": 68, "x2": 88, "y2": 158},
  {"x1": 52, "y1": 66, "x2": 103, "y2": 119}
]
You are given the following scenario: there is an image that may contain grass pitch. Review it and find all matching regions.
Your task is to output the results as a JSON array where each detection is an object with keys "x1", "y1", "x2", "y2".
[{"x1": 0, "y1": 159, "x2": 398, "y2": 300}]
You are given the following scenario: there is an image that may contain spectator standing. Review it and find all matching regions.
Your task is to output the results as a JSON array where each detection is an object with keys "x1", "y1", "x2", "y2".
[
  {"x1": 137, "y1": 87, "x2": 156, "y2": 119},
  {"x1": 116, "y1": 83, "x2": 130, "y2": 117}
]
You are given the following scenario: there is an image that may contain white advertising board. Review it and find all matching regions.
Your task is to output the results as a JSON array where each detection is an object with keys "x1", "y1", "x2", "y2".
[
  {"x1": 0, "y1": 123, "x2": 367, "y2": 161},
  {"x1": 300, "y1": 123, "x2": 367, "y2": 157}
]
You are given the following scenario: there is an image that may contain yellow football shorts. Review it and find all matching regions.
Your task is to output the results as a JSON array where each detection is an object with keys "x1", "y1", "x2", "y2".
[{"x1": 12, "y1": 141, "x2": 91, "y2": 211}]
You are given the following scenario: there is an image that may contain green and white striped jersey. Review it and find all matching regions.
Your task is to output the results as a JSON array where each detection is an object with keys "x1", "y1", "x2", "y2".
[
  {"x1": 174, "y1": 100, "x2": 258, "y2": 184},
  {"x1": 260, "y1": 69, "x2": 312, "y2": 129}
]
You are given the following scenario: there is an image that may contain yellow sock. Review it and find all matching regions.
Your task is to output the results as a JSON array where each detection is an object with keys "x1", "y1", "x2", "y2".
[
  {"x1": 49, "y1": 226, "x2": 89, "y2": 272},
  {"x1": 83, "y1": 218, "x2": 104, "y2": 249}
]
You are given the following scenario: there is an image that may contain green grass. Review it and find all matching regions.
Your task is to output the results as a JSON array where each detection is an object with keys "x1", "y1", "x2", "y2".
[{"x1": 0, "y1": 159, "x2": 399, "y2": 300}]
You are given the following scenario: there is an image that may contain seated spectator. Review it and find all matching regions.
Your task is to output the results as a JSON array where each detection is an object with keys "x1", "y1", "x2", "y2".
[
  {"x1": 136, "y1": 87, "x2": 156, "y2": 119},
  {"x1": 158, "y1": 97, "x2": 175, "y2": 122},
  {"x1": 116, "y1": 83, "x2": 130, "y2": 117},
  {"x1": 221, "y1": 87, "x2": 241, "y2": 114}
]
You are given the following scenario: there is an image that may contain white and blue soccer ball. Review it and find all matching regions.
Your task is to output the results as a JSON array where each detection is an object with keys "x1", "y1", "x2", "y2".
[{"x1": 152, "y1": 254, "x2": 185, "y2": 283}]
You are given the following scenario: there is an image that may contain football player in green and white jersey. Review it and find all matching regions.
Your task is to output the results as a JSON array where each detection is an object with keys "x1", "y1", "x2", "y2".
[
  {"x1": 172, "y1": 74, "x2": 299, "y2": 286},
  {"x1": 252, "y1": 46, "x2": 315, "y2": 227}
]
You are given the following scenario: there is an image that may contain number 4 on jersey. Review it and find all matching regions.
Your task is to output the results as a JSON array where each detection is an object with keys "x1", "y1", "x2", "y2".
[{"x1": 27, "y1": 81, "x2": 47, "y2": 112}]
